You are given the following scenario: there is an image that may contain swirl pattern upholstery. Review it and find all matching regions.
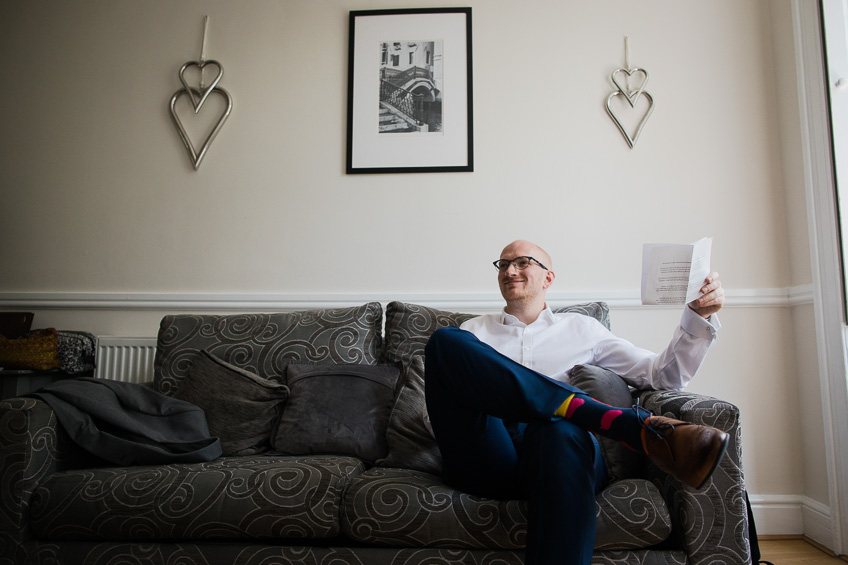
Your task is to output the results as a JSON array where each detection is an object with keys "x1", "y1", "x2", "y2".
[
  {"x1": 0, "y1": 301, "x2": 749, "y2": 565},
  {"x1": 154, "y1": 303, "x2": 384, "y2": 395},
  {"x1": 638, "y1": 390, "x2": 749, "y2": 565},
  {"x1": 23, "y1": 544, "x2": 528, "y2": 565},
  {"x1": 30, "y1": 455, "x2": 365, "y2": 541},
  {"x1": 20, "y1": 543, "x2": 687, "y2": 565},
  {"x1": 380, "y1": 301, "x2": 478, "y2": 365},
  {"x1": 0, "y1": 397, "x2": 101, "y2": 564},
  {"x1": 342, "y1": 468, "x2": 672, "y2": 551}
]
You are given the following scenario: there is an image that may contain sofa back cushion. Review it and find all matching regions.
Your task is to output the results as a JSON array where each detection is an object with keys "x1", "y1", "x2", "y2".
[
  {"x1": 380, "y1": 302, "x2": 477, "y2": 365},
  {"x1": 552, "y1": 302, "x2": 610, "y2": 330},
  {"x1": 154, "y1": 303, "x2": 383, "y2": 396}
]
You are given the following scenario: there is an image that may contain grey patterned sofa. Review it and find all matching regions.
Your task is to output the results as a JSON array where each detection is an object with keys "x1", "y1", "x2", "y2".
[{"x1": 0, "y1": 301, "x2": 751, "y2": 565}]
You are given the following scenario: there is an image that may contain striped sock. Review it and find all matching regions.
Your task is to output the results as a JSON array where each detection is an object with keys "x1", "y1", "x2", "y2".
[{"x1": 555, "y1": 393, "x2": 643, "y2": 451}]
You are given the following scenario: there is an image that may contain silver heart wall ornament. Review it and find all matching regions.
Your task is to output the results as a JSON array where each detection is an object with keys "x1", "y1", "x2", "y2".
[
  {"x1": 611, "y1": 67, "x2": 648, "y2": 106},
  {"x1": 605, "y1": 90, "x2": 654, "y2": 149},
  {"x1": 179, "y1": 60, "x2": 223, "y2": 112},
  {"x1": 169, "y1": 86, "x2": 232, "y2": 170},
  {"x1": 605, "y1": 37, "x2": 654, "y2": 148}
]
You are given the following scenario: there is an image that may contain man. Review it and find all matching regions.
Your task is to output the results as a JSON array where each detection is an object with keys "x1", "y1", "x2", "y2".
[{"x1": 424, "y1": 240, "x2": 727, "y2": 565}]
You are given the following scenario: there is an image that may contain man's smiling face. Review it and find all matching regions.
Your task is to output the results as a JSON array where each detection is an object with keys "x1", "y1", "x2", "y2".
[{"x1": 497, "y1": 240, "x2": 554, "y2": 308}]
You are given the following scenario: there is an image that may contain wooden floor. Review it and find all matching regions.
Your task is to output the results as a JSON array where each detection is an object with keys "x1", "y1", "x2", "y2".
[{"x1": 759, "y1": 539, "x2": 847, "y2": 564}]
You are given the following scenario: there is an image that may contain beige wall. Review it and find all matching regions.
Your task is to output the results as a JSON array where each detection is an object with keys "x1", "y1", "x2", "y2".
[
  {"x1": 0, "y1": 0, "x2": 827, "y2": 536},
  {"x1": 767, "y1": 0, "x2": 830, "y2": 514},
  {"x1": 1, "y1": 0, "x2": 795, "y2": 294}
]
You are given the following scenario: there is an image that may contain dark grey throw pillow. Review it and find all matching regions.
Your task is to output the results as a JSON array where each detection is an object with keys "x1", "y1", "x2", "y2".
[
  {"x1": 569, "y1": 364, "x2": 645, "y2": 481},
  {"x1": 376, "y1": 355, "x2": 442, "y2": 475},
  {"x1": 272, "y1": 363, "x2": 402, "y2": 463},
  {"x1": 175, "y1": 350, "x2": 290, "y2": 457}
]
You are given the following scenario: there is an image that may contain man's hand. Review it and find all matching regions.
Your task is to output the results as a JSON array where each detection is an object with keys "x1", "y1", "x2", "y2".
[{"x1": 689, "y1": 272, "x2": 724, "y2": 319}]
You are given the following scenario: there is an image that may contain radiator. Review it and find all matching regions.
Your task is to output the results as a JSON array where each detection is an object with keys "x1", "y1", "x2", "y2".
[{"x1": 95, "y1": 337, "x2": 157, "y2": 383}]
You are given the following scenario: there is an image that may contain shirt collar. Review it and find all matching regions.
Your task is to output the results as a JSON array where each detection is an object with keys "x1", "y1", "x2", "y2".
[{"x1": 500, "y1": 305, "x2": 556, "y2": 328}]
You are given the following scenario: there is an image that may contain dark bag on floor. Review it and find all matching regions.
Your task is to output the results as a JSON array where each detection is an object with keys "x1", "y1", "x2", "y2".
[{"x1": 746, "y1": 491, "x2": 774, "y2": 565}]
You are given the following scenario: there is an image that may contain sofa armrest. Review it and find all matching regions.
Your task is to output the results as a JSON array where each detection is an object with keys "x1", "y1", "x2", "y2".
[
  {"x1": 637, "y1": 389, "x2": 750, "y2": 565},
  {"x1": 0, "y1": 397, "x2": 92, "y2": 564}
]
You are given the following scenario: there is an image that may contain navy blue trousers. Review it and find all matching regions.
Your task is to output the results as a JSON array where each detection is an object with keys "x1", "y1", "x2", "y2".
[{"x1": 424, "y1": 326, "x2": 607, "y2": 565}]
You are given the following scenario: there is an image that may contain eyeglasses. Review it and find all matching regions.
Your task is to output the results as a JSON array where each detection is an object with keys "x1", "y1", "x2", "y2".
[{"x1": 493, "y1": 256, "x2": 549, "y2": 272}]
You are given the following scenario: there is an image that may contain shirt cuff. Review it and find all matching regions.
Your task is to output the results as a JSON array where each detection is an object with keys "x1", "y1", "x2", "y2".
[{"x1": 681, "y1": 306, "x2": 721, "y2": 340}]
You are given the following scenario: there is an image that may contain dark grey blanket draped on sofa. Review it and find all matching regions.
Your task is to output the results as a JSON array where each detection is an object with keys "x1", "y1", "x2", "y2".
[{"x1": 30, "y1": 377, "x2": 221, "y2": 465}]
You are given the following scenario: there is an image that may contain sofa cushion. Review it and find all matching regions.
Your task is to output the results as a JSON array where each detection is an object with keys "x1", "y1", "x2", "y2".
[
  {"x1": 552, "y1": 302, "x2": 610, "y2": 330},
  {"x1": 175, "y1": 350, "x2": 290, "y2": 457},
  {"x1": 569, "y1": 364, "x2": 645, "y2": 481},
  {"x1": 153, "y1": 303, "x2": 383, "y2": 396},
  {"x1": 272, "y1": 363, "x2": 401, "y2": 463},
  {"x1": 342, "y1": 467, "x2": 671, "y2": 551},
  {"x1": 31, "y1": 455, "x2": 365, "y2": 541},
  {"x1": 381, "y1": 302, "x2": 476, "y2": 365},
  {"x1": 593, "y1": 479, "x2": 674, "y2": 550},
  {"x1": 375, "y1": 355, "x2": 441, "y2": 474}
]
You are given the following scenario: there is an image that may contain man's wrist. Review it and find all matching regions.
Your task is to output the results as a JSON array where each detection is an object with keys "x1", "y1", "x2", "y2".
[{"x1": 682, "y1": 305, "x2": 721, "y2": 337}]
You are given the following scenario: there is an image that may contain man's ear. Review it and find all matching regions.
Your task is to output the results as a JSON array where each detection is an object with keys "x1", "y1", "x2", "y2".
[{"x1": 543, "y1": 270, "x2": 555, "y2": 289}]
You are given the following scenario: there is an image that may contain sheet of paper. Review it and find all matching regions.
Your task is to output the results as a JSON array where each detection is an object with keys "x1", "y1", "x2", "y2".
[{"x1": 641, "y1": 237, "x2": 712, "y2": 306}]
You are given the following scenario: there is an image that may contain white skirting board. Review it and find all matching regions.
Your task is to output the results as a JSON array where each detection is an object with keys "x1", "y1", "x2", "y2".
[{"x1": 750, "y1": 494, "x2": 833, "y2": 548}]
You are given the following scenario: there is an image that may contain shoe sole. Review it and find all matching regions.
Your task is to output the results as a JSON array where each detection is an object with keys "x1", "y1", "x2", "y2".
[{"x1": 694, "y1": 432, "x2": 730, "y2": 489}]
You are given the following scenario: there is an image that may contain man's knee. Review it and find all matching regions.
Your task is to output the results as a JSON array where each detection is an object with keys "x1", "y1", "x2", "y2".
[{"x1": 425, "y1": 326, "x2": 467, "y2": 358}]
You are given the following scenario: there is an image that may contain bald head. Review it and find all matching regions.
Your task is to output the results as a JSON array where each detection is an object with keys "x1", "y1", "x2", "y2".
[{"x1": 500, "y1": 240, "x2": 552, "y2": 270}]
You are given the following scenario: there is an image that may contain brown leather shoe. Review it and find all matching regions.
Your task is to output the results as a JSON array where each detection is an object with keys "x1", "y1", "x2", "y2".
[{"x1": 641, "y1": 416, "x2": 729, "y2": 489}]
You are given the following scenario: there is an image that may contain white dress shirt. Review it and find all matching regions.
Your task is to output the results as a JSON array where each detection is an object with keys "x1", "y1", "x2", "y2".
[{"x1": 459, "y1": 306, "x2": 720, "y2": 391}]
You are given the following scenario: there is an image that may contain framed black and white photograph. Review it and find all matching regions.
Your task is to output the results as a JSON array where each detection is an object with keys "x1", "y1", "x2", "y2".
[{"x1": 346, "y1": 8, "x2": 473, "y2": 174}]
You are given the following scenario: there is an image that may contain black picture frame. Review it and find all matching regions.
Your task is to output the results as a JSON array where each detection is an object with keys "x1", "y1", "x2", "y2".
[{"x1": 346, "y1": 8, "x2": 473, "y2": 174}]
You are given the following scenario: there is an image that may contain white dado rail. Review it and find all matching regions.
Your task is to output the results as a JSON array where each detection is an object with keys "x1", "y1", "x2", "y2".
[{"x1": 0, "y1": 285, "x2": 815, "y2": 312}]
